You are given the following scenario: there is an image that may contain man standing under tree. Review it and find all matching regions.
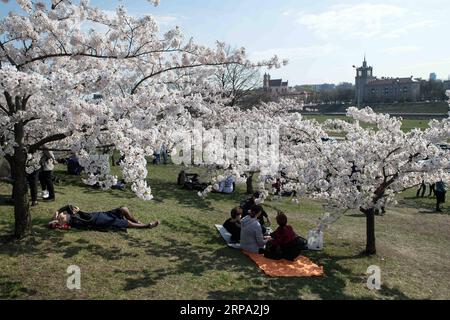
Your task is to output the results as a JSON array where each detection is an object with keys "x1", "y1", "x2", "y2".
[
  {"x1": 435, "y1": 180, "x2": 446, "y2": 212},
  {"x1": 417, "y1": 180, "x2": 426, "y2": 198},
  {"x1": 26, "y1": 168, "x2": 39, "y2": 207},
  {"x1": 40, "y1": 148, "x2": 56, "y2": 202}
]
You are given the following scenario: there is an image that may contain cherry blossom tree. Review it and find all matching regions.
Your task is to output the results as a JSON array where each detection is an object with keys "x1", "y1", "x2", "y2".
[
  {"x1": 0, "y1": 0, "x2": 284, "y2": 238},
  {"x1": 3, "y1": 0, "x2": 447, "y2": 257},
  {"x1": 278, "y1": 101, "x2": 450, "y2": 254}
]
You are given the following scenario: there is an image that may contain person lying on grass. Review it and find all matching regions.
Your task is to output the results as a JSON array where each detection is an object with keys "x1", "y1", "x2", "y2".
[{"x1": 48, "y1": 204, "x2": 160, "y2": 231}]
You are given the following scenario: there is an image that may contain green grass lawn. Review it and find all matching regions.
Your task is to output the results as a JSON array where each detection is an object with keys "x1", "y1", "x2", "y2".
[
  {"x1": 1, "y1": 165, "x2": 450, "y2": 300},
  {"x1": 305, "y1": 101, "x2": 448, "y2": 114},
  {"x1": 303, "y1": 115, "x2": 432, "y2": 132}
]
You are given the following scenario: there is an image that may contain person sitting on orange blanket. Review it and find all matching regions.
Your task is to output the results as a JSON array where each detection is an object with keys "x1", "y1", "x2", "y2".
[
  {"x1": 223, "y1": 207, "x2": 242, "y2": 243},
  {"x1": 264, "y1": 212, "x2": 307, "y2": 261},
  {"x1": 240, "y1": 205, "x2": 271, "y2": 253}
]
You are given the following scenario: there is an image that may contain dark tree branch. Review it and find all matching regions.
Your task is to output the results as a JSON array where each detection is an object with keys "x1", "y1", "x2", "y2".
[
  {"x1": 0, "y1": 42, "x2": 18, "y2": 66},
  {"x1": 384, "y1": 147, "x2": 402, "y2": 162},
  {"x1": 131, "y1": 61, "x2": 243, "y2": 95},
  {"x1": 16, "y1": 47, "x2": 201, "y2": 70},
  {"x1": 0, "y1": 103, "x2": 9, "y2": 115},
  {"x1": 0, "y1": 177, "x2": 14, "y2": 184},
  {"x1": 39, "y1": 144, "x2": 115, "y2": 152},
  {"x1": 51, "y1": 0, "x2": 64, "y2": 10},
  {"x1": 17, "y1": 53, "x2": 117, "y2": 69},
  {"x1": 21, "y1": 95, "x2": 31, "y2": 111},
  {"x1": 4, "y1": 92, "x2": 14, "y2": 113},
  {"x1": 23, "y1": 117, "x2": 40, "y2": 126},
  {"x1": 28, "y1": 132, "x2": 71, "y2": 153}
]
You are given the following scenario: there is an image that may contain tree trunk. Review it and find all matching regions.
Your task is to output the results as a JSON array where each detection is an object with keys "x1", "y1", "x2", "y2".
[
  {"x1": 246, "y1": 172, "x2": 254, "y2": 195},
  {"x1": 8, "y1": 156, "x2": 16, "y2": 202},
  {"x1": 12, "y1": 122, "x2": 31, "y2": 239},
  {"x1": 13, "y1": 163, "x2": 31, "y2": 239},
  {"x1": 365, "y1": 209, "x2": 376, "y2": 255}
]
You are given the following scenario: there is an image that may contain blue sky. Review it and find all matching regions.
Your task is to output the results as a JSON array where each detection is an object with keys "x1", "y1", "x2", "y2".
[{"x1": 2, "y1": 0, "x2": 450, "y2": 85}]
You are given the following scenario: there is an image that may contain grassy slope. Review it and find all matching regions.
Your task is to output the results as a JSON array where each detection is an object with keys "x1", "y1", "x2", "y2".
[
  {"x1": 308, "y1": 102, "x2": 448, "y2": 114},
  {"x1": 303, "y1": 115, "x2": 434, "y2": 134},
  {"x1": 1, "y1": 165, "x2": 449, "y2": 300},
  {"x1": 369, "y1": 102, "x2": 448, "y2": 114}
]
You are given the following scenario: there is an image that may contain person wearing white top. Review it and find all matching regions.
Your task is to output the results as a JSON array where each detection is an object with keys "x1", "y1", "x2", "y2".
[{"x1": 39, "y1": 148, "x2": 56, "y2": 201}]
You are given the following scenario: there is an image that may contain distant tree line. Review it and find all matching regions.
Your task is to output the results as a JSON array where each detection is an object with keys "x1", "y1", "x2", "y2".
[
  {"x1": 420, "y1": 79, "x2": 448, "y2": 101},
  {"x1": 292, "y1": 84, "x2": 355, "y2": 104}
]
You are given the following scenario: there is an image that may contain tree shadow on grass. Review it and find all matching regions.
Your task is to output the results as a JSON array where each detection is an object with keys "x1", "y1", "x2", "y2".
[
  {"x1": 52, "y1": 169, "x2": 137, "y2": 200},
  {"x1": 161, "y1": 216, "x2": 226, "y2": 246},
  {"x1": 398, "y1": 196, "x2": 450, "y2": 216},
  {"x1": 0, "y1": 275, "x2": 38, "y2": 299},
  {"x1": 150, "y1": 178, "x2": 217, "y2": 212},
  {"x1": 56, "y1": 168, "x2": 241, "y2": 208},
  {"x1": 53, "y1": 170, "x2": 86, "y2": 189},
  {"x1": 207, "y1": 250, "x2": 413, "y2": 300},
  {"x1": 0, "y1": 193, "x2": 13, "y2": 207},
  {"x1": 418, "y1": 209, "x2": 450, "y2": 216},
  {"x1": 80, "y1": 187, "x2": 138, "y2": 200},
  {"x1": 0, "y1": 219, "x2": 137, "y2": 261},
  {"x1": 57, "y1": 239, "x2": 139, "y2": 260},
  {"x1": 0, "y1": 201, "x2": 414, "y2": 300},
  {"x1": 114, "y1": 235, "x2": 254, "y2": 292},
  {"x1": 399, "y1": 196, "x2": 437, "y2": 210},
  {"x1": 346, "y1": 214, "x2": 366, "y2": 218}
]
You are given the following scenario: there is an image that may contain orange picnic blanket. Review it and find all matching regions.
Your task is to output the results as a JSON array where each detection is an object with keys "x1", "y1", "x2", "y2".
[{"x1": 244, "y1": 251, "x2": 324, "y2": 277}]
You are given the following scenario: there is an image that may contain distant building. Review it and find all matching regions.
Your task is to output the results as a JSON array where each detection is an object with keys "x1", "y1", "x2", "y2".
[
  {"x1": 444, "y1": 80, "x2": 450, "y2": 92},
  {"x1": 430, "y1": 73, "x2": 437, "y2": 81},
  {"x1": 355, "y1": 57, "x2": 420, "y2": 105},
  {"x1": 294, "y1": 91, "x2": 311, "y2": 101},
  {"x1": 263, "y1": 74, "x2": 289, "y2": 95}
]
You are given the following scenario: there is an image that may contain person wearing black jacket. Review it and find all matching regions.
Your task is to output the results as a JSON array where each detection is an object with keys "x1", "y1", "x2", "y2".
[
  {"x1": 39, "y1": 148, "x2": 56, "y2": 201},
  {"x1": 223, "y1": 207, "x2": 242, "y2": 243},
  {"x1": 26, "y1": 169, "x2": 39, "y2": 207},
  {"x1": 48, "y1": 205, "x2": 160, "y2": 230}
]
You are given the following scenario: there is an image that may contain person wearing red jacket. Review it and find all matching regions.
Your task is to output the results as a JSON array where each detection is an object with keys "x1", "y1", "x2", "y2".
[{"x1": 265, "y1": 212, "x2": 307, "y2": 261}]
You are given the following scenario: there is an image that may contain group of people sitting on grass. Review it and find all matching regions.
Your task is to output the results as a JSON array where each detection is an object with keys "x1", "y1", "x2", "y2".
[
  {"x1": 177, "y1": 171, "x2": 209, "y2": 191},
  {"x1": 177, "y1": 170, "x2": 236, "y2": 194},
  {"x1": 223, "y1": 192, "x2": 308, "y2": 261},
  {"x1": 46, "y1": 190, "x2": 305, "y2": 261}
]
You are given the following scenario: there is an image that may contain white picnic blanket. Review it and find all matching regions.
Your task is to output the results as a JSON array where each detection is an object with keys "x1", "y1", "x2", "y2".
[{"x1": 215, "y1": 224, "x2": 241, "y2": 249}]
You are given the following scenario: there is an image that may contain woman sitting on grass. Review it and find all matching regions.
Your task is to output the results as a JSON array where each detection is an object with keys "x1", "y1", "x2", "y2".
[
  {"x1": 223, "y1": 207, "x2": 242, "y2": 243},
  {"x1": 240, "y1": 205, "x2": 271, "y2": 253},
  {"x1": 264, "y1": 212, "x2": 307, "y2": 261},
  {"x1": 48, "y1": 204, "x2": 160, "y2": 231}
]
